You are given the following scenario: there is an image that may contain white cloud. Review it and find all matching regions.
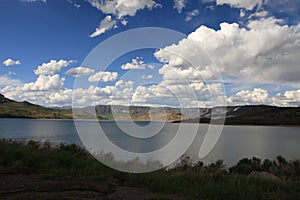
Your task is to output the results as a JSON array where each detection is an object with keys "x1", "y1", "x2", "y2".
[
  {"x1": 73, "y1": 80, "x2": 134, "y2": 106},
  {"x1": 21, "y1": 0, "x2": 46, "y2": 3},
  {"x1": 34, "y1": 59, "x2": 74, "y2": 75},
  {"x1": 225, "y1": 88, "x2": 300, "y2": 107},
  {"x1": 2, "y1": 77, "x2": 300, "y2": 108},
  {"x1": 67, "y1": 0, "x2": 80, "y2": 8},
  {"x1": 47, "y1": 89, "x2": 73, "y2": 105},
  {"x1": 121, "y1": 57, "x2": 146, "y2": 70},
  {"x1": 185, "y1": 9, "x2": 200, "y2": 22},
  {"x1": 88, "y1": 0, "x2": 159, "y2": 37},
  {"x1": 142, "y1": 74, "x2": 153, "y2": 79},
  {"x1": 201, "y1": 0, "x2": 215, "y2": 3},
  {"x1": 66, "y1": 67, "x2": 95, "y2": 77},
  {"x1": 23, "y1": 74, "x2": 65, "y2": 91},
  {"x1": 0, "y1": 76, "x2": 22, "y2": 87},
  {"x1": 227, "y1": 88, "x2": 269, "y2": 105},
  {"x1": 89, "y1": 15, "x2": 117, "y2": 38},
  {"x1": 130, "y1": 80, "x2": 225, "y2": 107},
  {"x1": 239, "y1": 9, "x2": 246, "y2": 17},
  {"x1": 121, "y1": 19, "x2": 128, "y2": 26},
  {"x1": 216, "y1": 0, "x2": 264, "y2": 10},
  {"x1": 284, "y1": 90, "x2": 300, "y2": 102},
  {"x1": 88, "y1": 71, "x2": 118, "y2": 82},
  {"x1": 0, "y1": 87, "x2": 72, "y2": 107},
  {"x1": 272, "y1": 90, "x2": 300, "y2": 107},
  {"x1": 88, "y1": 0, "x2": 158, "y2": 19},
  {"x1": 115, "y1": 80, "x2": 134, "y2": 88},
  {"x1": 158, "y1": 65, "x2": 206, "y2": 83},
  {"x1": 0, "y1": 74, "x2": 66, "y2": 106},
  {"x1": 190, "y1": 82, "x2": 224, "y2": 100},
  {"x1": 154, "y1": 17, "x2": 300, "y2": 84},
  {"x1": 248, "y1": 10, "x2": 268, "y2": 19},
  {"x1": 3, "y1": 58, "x2": 21, "y2": 67},
  {"x1": 173, "y1": 0, "x2": 186, "y2": 13}
]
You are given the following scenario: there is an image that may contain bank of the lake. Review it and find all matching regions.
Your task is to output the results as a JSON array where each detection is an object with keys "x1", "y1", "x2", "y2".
[{"x1": 0, "y1": 139, "x2": 300, "y2": 200}]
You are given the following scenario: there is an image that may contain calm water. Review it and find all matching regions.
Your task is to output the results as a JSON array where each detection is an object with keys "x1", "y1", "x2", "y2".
[{"x1": 0, "y1": 118, "x2": 299, "y2": 166}]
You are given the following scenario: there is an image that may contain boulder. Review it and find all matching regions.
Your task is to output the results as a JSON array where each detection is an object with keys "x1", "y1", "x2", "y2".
[{"x1": 249, "y1": 171, "x2": 282, "y2": 182}]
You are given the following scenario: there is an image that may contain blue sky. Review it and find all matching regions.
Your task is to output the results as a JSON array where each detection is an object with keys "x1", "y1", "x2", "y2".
[{"x1": 0, "y1": 0, "x2": 300, "y2": 107}]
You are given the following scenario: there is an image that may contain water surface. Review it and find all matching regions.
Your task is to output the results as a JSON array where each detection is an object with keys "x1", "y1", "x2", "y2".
[{"x1": 1, "y1": 118, "x2": 299, "y2": 166}]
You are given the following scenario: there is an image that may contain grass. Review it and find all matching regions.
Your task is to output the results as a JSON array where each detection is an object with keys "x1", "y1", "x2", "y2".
[
  {"x1": 1, "y1": 139, "x2": 300, "y2": 199},
  {"x1": 0, "y1": 139, "x2": 116, "y2": 180},
  {"x1": 0, "y1": 101, "x2": 73, "y2": 119}
]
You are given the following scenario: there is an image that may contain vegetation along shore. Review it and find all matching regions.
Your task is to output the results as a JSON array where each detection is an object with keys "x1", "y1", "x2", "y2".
[{"x1": 0, "y1": 139, "x2": 300, "y2": 199}]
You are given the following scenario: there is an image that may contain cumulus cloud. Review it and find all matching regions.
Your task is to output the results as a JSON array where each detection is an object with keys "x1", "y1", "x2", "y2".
[
  {"x1": 0, "y1": 87, "x2": 72, "y2": 107},
  {"x1": 225, "y1": 88, "x2": 300, "y2": 107},
  {"x1": 46, "y1": 89, "x2": 73, "y2": 105},
  {"x1": 131, "y1": 85, "x2": 177, "y2": 106},
  {"x1": 34, "y1": 60, "x2": 74, "y2": 75},
  {"x1": 216, "y1": 0, "x2": 264, "y2": 10},
  {"x1": 1, "y1": 78, "x2": 300, "y2": 108},
  {"x1": 89, "y1": 15, "x2": 117, "y2": 38},
  {"x1": 185, "y1": 9, "x2": 200, "y2": 22},
  {"x1": 88, "y1": 0, "x2": 159, "y2": 37},
  {"x1": 88, "y1": 0, "x2": 158, "y2": 19},
  {"x1": 65, "y1": 67, "x2": 95, "y2": 77},
  {"x1": 130, "y1": 80, "x2": 225, "y2": 107},
  {"x1": 227, "y1": 88, "x2": 269, "y2": 105},
  {"x1": 272, "y1": 90, "x2": 300, "y2": 107},
  {"x1": 115, "y1": 80, "x2": 134, "y2": 88},
  {"x1": 72, "y1": 80, "x2": 134, "y2": 107},
  {"x1": 88, "y1": 71, "x2": 118, "y2": 82},
  {"x1": 0, "y1": 74, "x2": 67, "y2": 106},
  {"x1": 121, "y1": 57, "x2": 147, "y2": 70},
  {"x1": 3, "y1": 58, "x2": 21, "y2": 67},
  {"x1": 154, "y1": 17, "x2": 300, "y2": 84},
  {"x1": 0, "y1": 76, "x2": 22, "y2": 87},
  {"x1": 284, "y1": 90, "x2": 300, "y2": 102},
  {"x1": 173, "y1": 0, "x2": 186, "y2": 13},
  {"x1": 23, "y1": 74, "x2": 65, "y2": 91}
]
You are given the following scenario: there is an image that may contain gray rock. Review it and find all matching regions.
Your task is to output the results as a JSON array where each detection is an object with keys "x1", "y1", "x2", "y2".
[{"x1": 249, "y1": 171, "x2": 282, "y2": 182}]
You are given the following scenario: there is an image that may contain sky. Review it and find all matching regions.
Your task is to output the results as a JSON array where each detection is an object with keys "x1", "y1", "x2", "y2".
[{"x1": 0, "y1": 0, "x2": 300, "y2": 108}]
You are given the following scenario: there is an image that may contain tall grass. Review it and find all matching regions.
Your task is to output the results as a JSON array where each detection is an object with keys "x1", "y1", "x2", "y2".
[{"x1": 1, "y1": 139, "x2": 300, "y2": 199}]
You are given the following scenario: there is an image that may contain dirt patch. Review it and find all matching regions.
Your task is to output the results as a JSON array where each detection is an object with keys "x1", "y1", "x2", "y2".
[{"x1": 0, "y1": 168, "x2": 184, "y2": 200}]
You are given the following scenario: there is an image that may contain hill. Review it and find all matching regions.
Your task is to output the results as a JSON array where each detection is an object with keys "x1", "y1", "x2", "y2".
[
  {"x1": 78, "y1": 105, "x2": 182, "y2": 122},
  {"x1": 0, "y1": 94, "x2": 182, "y2": 121},
  {"x1": 0, "y1": 94, "x2": 73, "y2": 119},
  {"x1": 177, "y1": 105, "x2": 300, "y2": 125},
  {"x1": 1, "y1": 94, "x2": 300, "y2": 125}
]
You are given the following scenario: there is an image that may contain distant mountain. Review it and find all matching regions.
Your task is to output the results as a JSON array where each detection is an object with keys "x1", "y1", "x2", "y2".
[
  {"x1": 1, "y1": 94, "x2": 300, "y2": 125},
  {"x1": 177, "y1": 105, "x2": 300, "y2": 126},
  {"x1": 79, "y1": 105, "x2": 182, "y2": 122},
  {"x1": 0, "y1": 94, "x2": 182, "y2": 121}
]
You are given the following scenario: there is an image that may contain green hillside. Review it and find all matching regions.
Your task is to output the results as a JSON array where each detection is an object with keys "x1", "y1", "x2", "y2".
[{"x1": 0, "y1": 94, "x2": 73, "y2": 119}]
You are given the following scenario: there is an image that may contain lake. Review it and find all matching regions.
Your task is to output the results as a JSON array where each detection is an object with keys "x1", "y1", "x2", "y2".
[{"x1": 0, "y1": 118, "x2": 299, "y2": 166}]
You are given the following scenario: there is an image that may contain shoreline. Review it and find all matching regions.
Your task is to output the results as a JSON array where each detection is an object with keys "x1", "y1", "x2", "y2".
[{"x1": 1, "y1": 117, "x2": 300, "y2": 127}]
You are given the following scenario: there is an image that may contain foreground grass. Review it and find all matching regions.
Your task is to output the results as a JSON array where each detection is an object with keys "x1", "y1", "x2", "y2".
[{"x1": 1, "y1": 139, "x2": 300, "y2": 199}]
